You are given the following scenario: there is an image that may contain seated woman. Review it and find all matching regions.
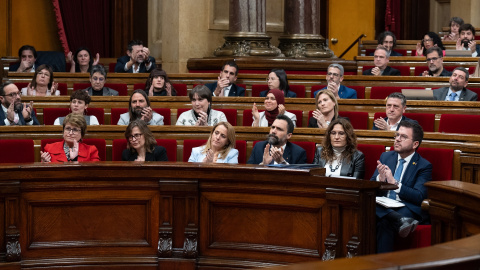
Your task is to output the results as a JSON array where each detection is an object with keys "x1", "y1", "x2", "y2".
[
  {"x1": 252, "y1": 89, "x2": 297, "y2": 127},
  {"x1": 443, "y1": 17, "x2": 464, "y2": 41},
  {"x1": 176, "y1": 85, "x2": 227, "y2": 126},
  {"x1": 144, "y1": 68, "x2": 177, "y2": 96},
  {"x1": 260, "y1": 69, "x2": 297, "y2": 98},
  {"x1": 308, "y1": 89, "x2": 343, "y2": 128},
  {"x1": 122, "y1": 119, "x2": 168, "y2": 161},
  {"x1": 416, "y1": 32, "x2": 445, "y2": 56},
  {"x1": 68, "y1": 47, "x2": 100, "y2": 73},
  {"x1": 54, "y1": 90, "x2": 99, "y2": 125},
  {"x1": 85, "y1": 65, "x2": 119, "y2": 96},
  {"x1": 40, "y1": 113, "x2": 100, "y2": 162},
  {"x1": 188, "y1": 122, "x2": 238, "y2": 163},
  {"x1": 21, "y1": 64, "x2": 60, "y2": 96},
  {"x1": 313, "y1": 118, "x2": 365, "y2": 179}
]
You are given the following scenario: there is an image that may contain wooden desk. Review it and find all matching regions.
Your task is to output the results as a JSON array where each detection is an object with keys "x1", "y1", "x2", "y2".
[{"x1": 0, "y1": 163, "x2": 383, "y2": 269}]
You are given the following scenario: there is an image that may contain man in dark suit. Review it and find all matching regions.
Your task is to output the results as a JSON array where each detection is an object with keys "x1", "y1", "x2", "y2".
[
  {"x1": 421, "y1": 47, "x2": 452, "y2": 77},
  {"x1": 371, "y1": 121, "x2": 432, "y2": 253},
  {"x1": 433, "y1": 67, "x2": 478, "y2": 101},
  {"x1": 363, "y1": 46, "x2": 401, "y2": 76},
  {"x1": 9, "y1": 45, "x2": 38, "y2": 73},
  {"x1": 115, "y1": 40, "x2": 156, "y2": 73},
  {"x1": 0, "y1": 81, "x2": 39, "y2": 126},
  {"x1": 369, "y1": 31, "x2": 403, "y2": 57},
  {"x1": 312, "y1": 63, "x2": 357, "y2": 99},
  {"x1": 456, "y1": 24, "x2": 480, "y2": 57},
  {"x1": 373, "y1": 92, "x2": 418, "y2": 131},
  {"x1": 247, "y1": 115, "x2": 307, "y2": 165},
  {"x1": 205, "y1": 61, "x2": 245, "y2": 97}
]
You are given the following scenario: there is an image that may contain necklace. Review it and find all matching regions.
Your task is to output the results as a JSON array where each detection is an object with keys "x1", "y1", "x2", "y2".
[{"x1": 329, "y1": 161, "x2": 342, "y2": 172}]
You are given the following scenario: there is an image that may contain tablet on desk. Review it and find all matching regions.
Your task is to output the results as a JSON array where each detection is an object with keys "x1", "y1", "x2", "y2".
[{"x1": 402, "y1": 89, "x2": 434, "y2": 100}]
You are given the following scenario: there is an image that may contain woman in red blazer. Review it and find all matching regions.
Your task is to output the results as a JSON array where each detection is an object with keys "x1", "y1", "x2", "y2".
[{"x1": 41, "y1": 113, "x2": 100, "y2": 162}]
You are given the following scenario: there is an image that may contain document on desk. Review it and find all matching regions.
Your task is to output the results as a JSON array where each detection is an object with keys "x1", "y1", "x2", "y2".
[{"x1": 376, "y1": 196, "x2": 405, "y2": 208}]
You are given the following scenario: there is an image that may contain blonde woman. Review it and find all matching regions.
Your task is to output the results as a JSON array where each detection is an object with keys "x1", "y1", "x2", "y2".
[{"x1": 188, "y1": 122, "x2": 238, "y2": 163}]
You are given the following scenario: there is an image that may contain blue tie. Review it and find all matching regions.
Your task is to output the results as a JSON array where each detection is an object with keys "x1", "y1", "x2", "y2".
[
  {"x1": 389, "y1": 159, "x2": 405, "y2": 200},
  {"x1": 449, "y1": 92, "x2": 457, "y2": 101}
]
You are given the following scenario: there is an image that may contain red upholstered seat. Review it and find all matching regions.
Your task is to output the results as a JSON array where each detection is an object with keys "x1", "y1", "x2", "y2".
[
  {"x1": 41, "y1": 138, "x2": 106, "y2": 161},
  {"x1": 356, "y1": 144, "x2": 386, "y2": 180},
  {"x1": 111, "y1": 108, "x2": 128, "y2": 125},
  {"x1": 373, "y1": 112, "x2": 435, "y2": 132},
  {"x1": 291, "y1": 141, "x2": 316, "y2": 164},
  {"x1": 112, "y1": 139, "x2": 177, "y2": 161},
  {"x1": 289, "y1": 85, "x2": 306, "y2": 98},
  {"x1": 370, "y1": 86, "x2": 424, "y2": 99},
  {"x1": 235, "y1": 140, "x2": 247, "y2": 164},
  {"x1": 363, "y1": 66, "x2": 410, "y2": 76},
  {"x1": 251, "y1": 85, "x2": 268, "y2": 97},
  {"x1": 133, "y1": 83, "x2": 145, "y2": 90},
  {"x1": 153, "y1": 108, "x2": 171, "y2": 125},
  {"x1": 108, "y1": 63, "x2": 116, "y2": 73},
  {"x1": 215, "y1": 108, "x2": 237, "y2": 126},
  {"x1": 338, "y1": 111, "x2": 369, "y2": 129},
  {"x1": 439, "y1": 114, "x2": 480, "y2": 134},
  {"x1": 111, "y1": 108, "x2": 170, "y2": 125},
  {"x1": 310, "y1": 85, "x2": 365, "y2": 99},
  {"x1": 43, "y1": 108, "x2": 105, "y2": 125},
  {"x1": 14, "y1": 82, "x2": 29, "y2": 91},
  {"x1": 57, "y1": 83, "x2": 68, "y2": 95},
  {"x1": 0, "y1": 139, "x2": 34, "y2": 163},
  {"x1": 183, "y1": 139, "x2": 207, "y2": 162}
]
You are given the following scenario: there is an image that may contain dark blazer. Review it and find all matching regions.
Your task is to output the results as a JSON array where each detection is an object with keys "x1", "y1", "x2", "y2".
[
  {"x1": 9, "y1": 62, "x2": 38, "y2": 72},
  {"x1": 114, "y1": 55, "x2": 157, "y2": 73},
  {"x1": 260, "y1": 89, "x2": 297, "y2": 98},
  {"x1": 363, "y1": 66, "x2": 401, "y2": 76},
  {"x1": 369, "y1": 50, "x2": 403, "y2": 57},
  {"x1": 433, "y1": 87, "x2": 478, "y2": 101},
  {"x1": 313, "y1": 146, "x2": 365, "y2": 179},
  {"x1": 122, "y1": 145, "x2": 168, "y2": 161},
  {"x1": 370, "y1": 151, "x2": 432, "y2": 221},
  {"x1": 372, "y1": 115, "x2": 419, "y2": 130},
  {"x1": 44, "y1": 141, "x2": 100, "y2": 162},
  {"x1": 205, "y1": 82, "x2": 245, "y2": 97},
  {"x1": 307, "y1": 115, "x2": 350, "y2": 128},
  {"x1": 0, "y1": 106, "x2": 40, "y2": 126},
  {"x1": 313, "y1": 85, "x2": 357, "y2": 99},
  {"x1": 247, "y1": 141, "x2": 307, "y2": 165},
  {"x1": 86, "y1": 86, "x2": 119, "y2": 96}
]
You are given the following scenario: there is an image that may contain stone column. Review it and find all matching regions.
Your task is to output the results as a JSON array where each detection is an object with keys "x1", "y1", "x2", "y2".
[
  {"x1": 278, "y1": 0, "x2": 334, "y2": 58},
  {"x1": 214, "y1": 0, "x2": 282, "y2": 57}
]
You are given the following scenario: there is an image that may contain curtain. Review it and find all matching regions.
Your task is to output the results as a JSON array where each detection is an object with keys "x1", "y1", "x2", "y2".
[{"x1": 385, "y1": 0, "x2": 401, "y2": 37}]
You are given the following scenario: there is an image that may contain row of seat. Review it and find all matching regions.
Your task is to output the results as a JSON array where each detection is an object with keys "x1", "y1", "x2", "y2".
[{"x1": 36, "y1": 107, "x2": 480, "y2": 134}]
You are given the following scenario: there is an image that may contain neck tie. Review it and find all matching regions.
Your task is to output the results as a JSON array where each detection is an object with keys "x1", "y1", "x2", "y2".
[
  {"x1": 449, "y1": 92, "x2": 457, "y2": 101},
  {"x1": 389, "y1": 159, "x2": 405, "y2": 200}
]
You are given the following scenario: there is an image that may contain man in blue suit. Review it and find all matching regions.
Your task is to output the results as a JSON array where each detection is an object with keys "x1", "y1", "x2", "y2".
[
  {"x1": 0, "y1": 81, "x2": 39, "y2": 126},
  {"x1": 205, "y1": 61, "x2": 245, "y2": 97},
  {"x1": 312, "y1": 64, "x2": 357, "y2": 99},
  {"x1": 371, "y1": 120, "x2": 432, "y2": 253},
  {"x1": 115, "y1": 40, "x2": 156, "y2": 73},
  {"x1": 247, "y1": 115, "x2": 306, "y2": 165}
]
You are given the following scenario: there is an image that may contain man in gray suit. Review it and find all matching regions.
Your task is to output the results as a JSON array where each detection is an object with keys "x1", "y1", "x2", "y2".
[{"x1": 433, "y1": 67, "x2": 477, "y2": 101}]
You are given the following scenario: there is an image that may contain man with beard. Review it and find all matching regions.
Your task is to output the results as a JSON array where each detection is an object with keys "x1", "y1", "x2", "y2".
[
  {"x1": 312, "y1": 64, "x2": 357, "y2": 99},
  {"x1": 421, "y1": 47, "x2": 452, "y2": 77},
  {"x1": 115, "y1": 40, "x2": 157, "y2": 73},
  {"x1": 117, "y1": 90, "x2": 164, "y2": 125},
  {"x1": 372, "y1": 121, "x2": 432, "y2": 253},
  {"x1": 247, "y1": 115, "x2": 306, "y2": 165},
  {"x1": 373, "y1": 92, "x2": 418, "y2": 131},
  {"x1": 433, "y1": 67, "x2": 477, "y2": 101},
  {"x1": 362, "y1": 46, "x2": 401, "y2": 76},
  {"x1": 456, "y1": 24, "x2": 480, "y2": 57},
  {"x1": 205, "y1": 61, "x2": 245, "y2": 97},
  {"x1": 0, "y1": 81, "x2": 39, "y2": 125}
]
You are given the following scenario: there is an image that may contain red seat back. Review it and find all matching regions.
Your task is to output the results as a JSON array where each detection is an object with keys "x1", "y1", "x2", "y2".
[
  {"x1": 216, "y1": 108, "x2": 237, "y2": 126},
  {"x1": 289, "y1": 85, "x2": 306, "y2": 98},
  {"x1": 439, "y1": 114, "x2": 480, "y2": 134},
  {"x1": 153, "y1": 108, "x2": 171, "y2": 125},
  {"x1": 108, "y1": 63, "x2": 116, "y2": 73},
  {"x1": 111, "y1": 108, "x2": 128, "y2": 125},
  {"x1": 357, "y1": 144, "x2": 386, "y2": 180},
  {"x1": 112, "y1": 139, "x2": 128, "y2": 161},
  {"x1": 43, "y1": 108, "x2": 69, "y2": 125},
  {"x1": 183, "y1": 139, "x2": 207, "y2": 162},
  {"x1": 0, "y1": 139, "x2": 34, "y2": 163},
  {"x1": 338, "y1": 111, "x2": 369, "y2": 129},
  {"x1": 370, "y1": 86, "x2": 424, "y2": 99},
  {"x1": 236, "y1": 140, "x2": 247, "y2": 164},
  {"x1": 57, "y1": 83, "x2": 68, "y2": 95},
  {"x1": 251, "y1": 85, "x2": 268, "y2": 97},
  {"x1": 291, "y1": 141, "x2": 316, "y2": 164},
  {"x1": 243, "y1": 109, "x2": 264, "y2": 126},
  {"x1": 416, "y1": 148, "x2": 453, "y2": 181}
]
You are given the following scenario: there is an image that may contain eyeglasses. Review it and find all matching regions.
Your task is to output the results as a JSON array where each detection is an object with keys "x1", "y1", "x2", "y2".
[
  {"x1": 394, "y1": 133, "x2": 411, "y2": 141},
  {"x1": 64, "y1": 127, "x2": 81, "y2": 134},
  {"x1": 327, "y1": 72, "x2": 340, "y2": 77},
  {"x1": 266, "y1": 77, "x2": 278, "y2": 82},
  {"x1": 422, "y1": 38, "x2": 433, "y2": 43},
  {"x1": 128, "y1": 133, "x2": 143, "y2": 141},
  {"x1": 92, "y1": 76, "x2": 105, "y2": 82},
  {"x1": 2, "y1": 92, "x2": 21, "y2": 98},
  {"x1": 426, "y1": 57, "x2": 440, "y2": 62},
  {"x1": 330, "y1": 131, "x2": 346, "y2": 137}
]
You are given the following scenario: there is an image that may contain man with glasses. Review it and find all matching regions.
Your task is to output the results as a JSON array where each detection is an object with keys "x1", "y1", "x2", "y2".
[
  {"x1": 371, "y1": 121, "x2": 432, "y2": 253},
  {"x1": 85, "y1": 65, "x2": 119, "y2": 96},
  {"x1": 421, "y1": 47, "x2": 452, "y2": 77},
  {"x1": 0, "y1": 81, "x2": 39, "y2": 126},
  {"x1": 205, "y1": 61, "x2": 245, "y2": 97},
  {"x1": 456, "y1": 23, "x2": 480, "y2": 57},
  {"x1": 433, "y1": 67, "x2": 477, "y2": 101},
  {"x1": 363, "y1": 46, "x2": 401, "y2": 76},
  {"x1": 373, "y1": 92, "x2": 417, "y2": 131},
  {"x1": 312, "y1": 64, "x2": 357, "y2": 99}
]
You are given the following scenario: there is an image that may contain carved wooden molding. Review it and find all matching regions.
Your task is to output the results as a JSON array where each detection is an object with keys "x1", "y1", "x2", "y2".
[
  {"x1": 346, "y1": 236, "x2": 360, "y2": 258},
  {"x1": 6, "y1": 230, "x2": 21, "y2": 262},
  {"x1": 157, "y1": 229, "x2": 173, "y2": 257},
  {"x1": 183, "y1": 229, "x2": 198, "y2": 258},
  {"x1": 321, "y1": 233, "x2": 337, "y2": 261}
]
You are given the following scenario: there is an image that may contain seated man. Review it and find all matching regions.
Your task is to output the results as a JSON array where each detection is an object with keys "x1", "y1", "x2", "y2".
[
  {"x1": 85, "y1": 65, "x2": 119, "y2": 96},
  {"x1": 456, "y1": 23, "x2": 480, "y2": 57},
  {"x1": 117, "y1": 90, "x2": 164, "y2": 125},
  {"x1": 373, "y1": 92, "x2": 418, "y2": 131},
  {"x1": 205, "y1": 61, "x2": 245, "y2": 97},
  {"x1": 363, "y1": 46, "x2": 401, "y2": 76},
  {"x1": 247, "y1": 115, "x2": 306, "y2": 165},
  {"x1": 433, "y1": 67, "x2": 477, "y2": 101},
  {"x1": 370, "y1": 31, "x2": 403, "y2": 56},
  {"x1": 0, "y1": 81, "x2": 39, "y2": 125},
  {"x1": 9, "y1": 45, "x2": 38, "y2": 73},
  {"x1": 115, "y1": 40, "x2": 156, "y2": 73},
  {"x1": 421, "y1": 47, "x2": 452, "y2": 77},
  {"x1": 372, "y1": 121, "x2": 432, "y2": 253},
  {"x1": 312, "y1": 63, "x2": 357, "y2": 99}
]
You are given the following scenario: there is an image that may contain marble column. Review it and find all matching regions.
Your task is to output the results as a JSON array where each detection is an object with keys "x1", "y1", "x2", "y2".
[
  {"x1": 278, "y1": 0, "x2": 334, "y2": 58},
  {"x1": 214, "y1": 0, "x2": 282, "y2": 57}
]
